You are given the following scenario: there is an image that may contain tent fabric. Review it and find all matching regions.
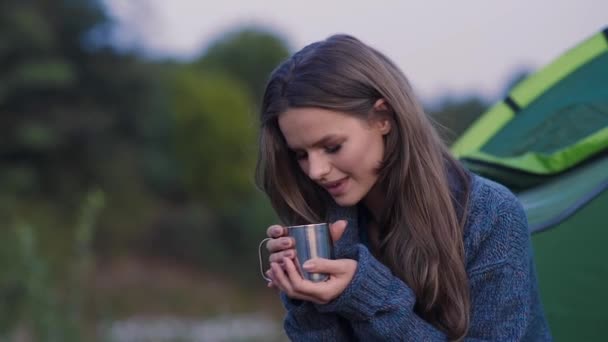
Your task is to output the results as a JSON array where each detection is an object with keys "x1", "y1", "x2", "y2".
[
  {"x1": 531, "y1": 189, "x2": 608, "y2": 341},
  {"x1": 451, "y1": 27, "x2": 608, "y2": 341},
  {"x1": 518, "y1": 154, "x2": 608, "y2": 233},
  {"x1": 452, "y1": 28, "x2": 608, "y2": 187}
]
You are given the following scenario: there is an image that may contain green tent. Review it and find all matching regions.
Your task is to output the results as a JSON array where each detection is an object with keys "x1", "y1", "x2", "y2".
[{"x1": 452, "y1": 28, "x2": 608, "y2": 341}]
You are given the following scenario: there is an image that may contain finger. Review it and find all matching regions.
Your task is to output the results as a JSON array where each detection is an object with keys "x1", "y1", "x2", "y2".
[
  {"x1": 329, "y1": 220, "x2": 348, "y2": 243},
  {"x1": 281, "y1": 258, "x2": 321, "y2": 302},
  {"x1": 266, "y1": 237, "x2": 294, "y2": 253},
  {"x1": 283, "y1": 258, "x2": 329, "y2": 301},
  {"x1": 266, "y1": 225, "x2": 286, "y2": 238},
  {"x1": 283, "y1": 257, "x2": 304, "y2": 282},
  {"x1": 271, "y1": 262, "x2": 292, "y2": 293},
  {"x1": 273, "y1": 261, "x2": 316, "y2": 302},
  {"x1": 265, "y1": 269, "x2": 275, "y2": 283},
  {"x1": 265, "y1": 269, "x2": 278, "y2": 289},
  {"x1": 303, "y1": 258, "x2": 348, "y2": 275},
  {"x1": 283, "y1": 257, "x2": 316, "y2": 293},
  {"x1": 268, "y1": 249, "x2": 295, "y2": 263}
]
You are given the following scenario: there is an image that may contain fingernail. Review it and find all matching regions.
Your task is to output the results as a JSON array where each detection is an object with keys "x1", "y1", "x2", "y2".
[
  {"x1": 272, "y1": 226, "x2": 282, "y2": 235},
  {"x1": 303, "y1": 261, "x2": 314, "y2": 270},
  {"x1": 281, "y1": 239, "x2": 290, "y2": 247}
]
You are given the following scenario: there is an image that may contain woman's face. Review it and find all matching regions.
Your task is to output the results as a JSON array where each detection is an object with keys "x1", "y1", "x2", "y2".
[{"x1": 278, "y1": 107, "x2": 390, "y2": 207}]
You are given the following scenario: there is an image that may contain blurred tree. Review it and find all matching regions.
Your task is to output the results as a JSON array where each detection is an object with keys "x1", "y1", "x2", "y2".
[
  {"x1": 169, "y1": 66, "x2": 257, "y2": 209},
  {"x1": 0, "y1": 1, "x2": 306, "y2": 328},
  {"x1": 198, "y1": 28, "x2": 290, "y2": 106},
  {"x1": 0, "y1": 0, "x2": 171, "y2": 261},
  {"x1": 0, "y1": 0, "x2": 158, "y2": 203},
  {"x1": 136, "y1": 65, "x2": 276, "y2": 276},
  {"x1": 131, "y1": 29, "x2": 291, "y2": 278}
]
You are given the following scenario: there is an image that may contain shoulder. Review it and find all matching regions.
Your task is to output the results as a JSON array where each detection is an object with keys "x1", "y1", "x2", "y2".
[
  {"x1": 463, "y1": 174, "x2": 530, "y2": 273},
  {"x1": 467, "y1": 173, "x2": 526, "y2": 220}
]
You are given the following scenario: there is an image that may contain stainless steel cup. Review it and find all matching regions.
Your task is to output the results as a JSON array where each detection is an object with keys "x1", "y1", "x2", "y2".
[{"x1": 259, "y1": 223, "x2": 333, "y2": 282}]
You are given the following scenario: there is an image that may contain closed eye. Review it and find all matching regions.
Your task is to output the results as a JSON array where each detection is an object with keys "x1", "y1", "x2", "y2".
[
  {"x1": 326, "y1": 145, "x2": 341, "y2": 154},
  {"x1": 292, "y1": 144, "x2": 340, "y2": 161}
]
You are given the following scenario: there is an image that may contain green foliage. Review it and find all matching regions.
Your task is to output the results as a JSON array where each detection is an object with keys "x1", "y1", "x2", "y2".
[
  {"x1": 8, "y1": 60, "x2": 76, "y2": 90},
  {"x1": 14, "y1": 222, "x2": 68, "y2": 341},
  {"x1": 15, "y1": 121, "x2": 62, "y2": 151},
  {"x1": 0, "y1": 189, "x2": 104, "y2": 341},
  {"x1": 0, "y1": 0, "x2": 159, "y2": 200},
  {"x1": 199, "y1": 28, "x2": 290, "y2": 105},
  {"x1": 217, "y1": 192, "x2": 278, "y2": 279},
  {"x1": 170, "y1": 66, "x2": 258, "y2": 209},
  {"x1": 0, "y1": 2, "x2": 56, "y2": 52}
]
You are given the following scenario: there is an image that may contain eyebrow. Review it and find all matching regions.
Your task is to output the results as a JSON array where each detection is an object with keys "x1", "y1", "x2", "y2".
[{"x1": 289, "y1": 134, "x2": 341, "y2": 151}]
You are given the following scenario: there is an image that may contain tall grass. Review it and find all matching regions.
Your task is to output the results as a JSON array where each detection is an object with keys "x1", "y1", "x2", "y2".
[{"x1": 0, "y1": 189, "x2": 104, "y2": 341}]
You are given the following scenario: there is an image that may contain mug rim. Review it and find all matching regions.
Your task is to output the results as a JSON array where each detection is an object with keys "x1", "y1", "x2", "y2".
[{"x1": 287, "y1": 222, "x2": 328, "y2": 229}]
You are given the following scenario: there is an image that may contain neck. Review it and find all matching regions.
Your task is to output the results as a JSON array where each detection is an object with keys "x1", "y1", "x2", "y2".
[{"x1": 362, "y1": 184, "x2": 384, "y2": 226}]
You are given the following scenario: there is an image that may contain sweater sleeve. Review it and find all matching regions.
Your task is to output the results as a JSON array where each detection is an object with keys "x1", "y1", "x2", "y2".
[
  {"x1": 312, "y1": 189, "x2": 550, "y2": 341},
  {"x1": 280, "y1": 293, "x2": 354, "y2": 341},
  {"x1": 315, "y1": 244, "x2": 448, "y2": 340}
]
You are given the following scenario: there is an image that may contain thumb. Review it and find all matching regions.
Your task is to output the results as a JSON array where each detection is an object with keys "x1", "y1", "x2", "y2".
[
  {"x1": 302, "y1": 258, "x2": 345, "y2": 274},
  {"x1": 329, "y1": 220, "x2": 348, "y2": 243}
]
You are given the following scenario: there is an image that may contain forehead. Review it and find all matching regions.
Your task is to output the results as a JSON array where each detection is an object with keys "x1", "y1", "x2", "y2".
[{"x1": 278, "y1": 107, "x2": 366, "y2": 149}]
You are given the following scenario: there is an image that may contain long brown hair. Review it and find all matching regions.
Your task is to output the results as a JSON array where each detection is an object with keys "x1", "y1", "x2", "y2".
[{"x1": 256, "y1": 34, "x2": 471, "y2": 340}]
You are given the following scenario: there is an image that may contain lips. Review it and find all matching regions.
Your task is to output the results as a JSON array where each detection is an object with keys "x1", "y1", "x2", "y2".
[{"x1": 321, "y1": 177, "x2": 349, "y2": 196}]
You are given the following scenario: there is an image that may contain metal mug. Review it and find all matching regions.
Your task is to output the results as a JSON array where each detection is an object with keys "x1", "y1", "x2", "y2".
[{"x1": 259, "y1": 223, "x2": 334, "y2": 282}]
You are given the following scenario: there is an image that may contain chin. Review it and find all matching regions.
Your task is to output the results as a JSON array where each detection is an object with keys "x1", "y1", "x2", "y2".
[{"x1": 332, "y1": 194, "x2": 361, "y2": 207}]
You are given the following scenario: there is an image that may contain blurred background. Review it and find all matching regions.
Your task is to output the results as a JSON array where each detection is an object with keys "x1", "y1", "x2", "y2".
[{"x1": 0, "y1": 0, "x2": 605, "y2": 341}]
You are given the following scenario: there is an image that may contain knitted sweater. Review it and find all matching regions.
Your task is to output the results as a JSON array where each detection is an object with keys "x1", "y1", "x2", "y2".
[{"x1": 280, "y1": 174, "x2": 552, "y2": 341}]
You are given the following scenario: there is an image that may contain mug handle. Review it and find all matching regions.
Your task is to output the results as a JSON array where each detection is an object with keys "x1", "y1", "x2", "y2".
[{"x1": 258, "y1": 238, "x2": 272, "y2": 282}]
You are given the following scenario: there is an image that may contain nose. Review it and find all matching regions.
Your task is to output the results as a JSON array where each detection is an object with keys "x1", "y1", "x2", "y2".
[{"x1": 307, "y1": 152, "x2": 331, "y2": 181}]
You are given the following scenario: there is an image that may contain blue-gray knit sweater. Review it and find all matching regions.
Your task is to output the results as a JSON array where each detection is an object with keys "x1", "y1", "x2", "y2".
[{"x1": 280, "y1": 174, "x2": 552, "y2": 341}]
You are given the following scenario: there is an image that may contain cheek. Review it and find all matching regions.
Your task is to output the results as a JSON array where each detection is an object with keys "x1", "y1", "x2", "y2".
[
  {"x1": 333, "y1": 147, "x2": 360, "y2": 170},
  {"x1": 297, "y1": 159, "x2": 309, "y2": 175},
  {"x1": 340, "y1": 140, "x2": 384, "y2": 175}
]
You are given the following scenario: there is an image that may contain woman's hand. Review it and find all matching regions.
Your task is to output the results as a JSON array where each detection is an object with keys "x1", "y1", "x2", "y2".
[
  {"x1": 265, "y1": 224, "x2": 296, "y2": 265},
  {"x1": 265, "y1": 220, "x2": 348, "y2": 289},
  {"x1": 269, "y1": 256, "x2": 357, "y2": 305}
]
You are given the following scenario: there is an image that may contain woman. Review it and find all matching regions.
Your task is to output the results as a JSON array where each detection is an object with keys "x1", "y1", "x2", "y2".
[{"x1": 256, "y1": 34, "x2": 551, "y2": 341}]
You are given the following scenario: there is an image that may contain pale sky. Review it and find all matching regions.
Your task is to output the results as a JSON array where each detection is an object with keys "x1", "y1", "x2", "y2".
[{"x1": 103, "y1": 0, "x2": 607, "y2": 103}]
